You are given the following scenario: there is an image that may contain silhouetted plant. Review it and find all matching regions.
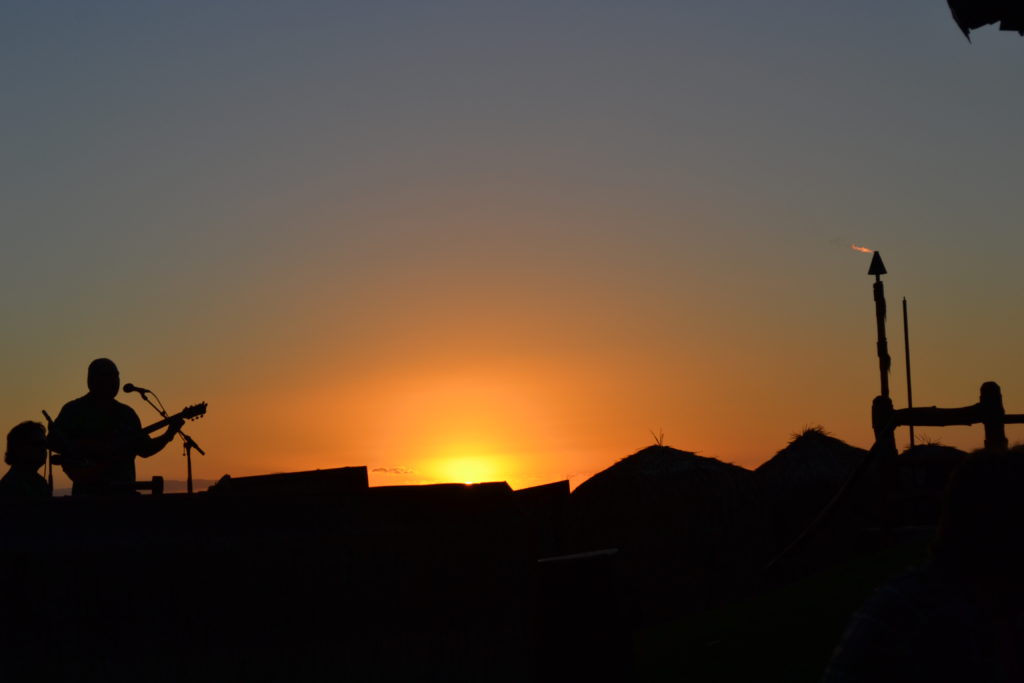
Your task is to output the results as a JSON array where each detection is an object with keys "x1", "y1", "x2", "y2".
[
  {"x1": 790, "y1": 425, "x2": 832, "y2": 441},
  {"x1": 917, "y1": 433, "x2": 946, "y2": 447}
]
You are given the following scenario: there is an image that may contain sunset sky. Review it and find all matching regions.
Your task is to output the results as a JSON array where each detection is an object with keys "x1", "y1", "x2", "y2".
[{"x1": 3, "y1": 2, "x2": 1022, "y2": 492}]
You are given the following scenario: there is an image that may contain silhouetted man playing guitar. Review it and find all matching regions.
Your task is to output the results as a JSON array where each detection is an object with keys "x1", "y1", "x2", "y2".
[{"x1": 49, "y1": 358, "x2": 184, "y2": 496}]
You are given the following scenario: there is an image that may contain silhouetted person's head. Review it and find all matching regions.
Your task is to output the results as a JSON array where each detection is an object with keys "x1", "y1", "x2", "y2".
[
  {"x1": 934, "y1": 447, "x2": 1024, "y2": 611},
  {"x1": 87, "y1": 358, "x2": 119, "y2": 400},
  {"x1": 5, "y1": 421, "x2": 47, "y2": 470}
]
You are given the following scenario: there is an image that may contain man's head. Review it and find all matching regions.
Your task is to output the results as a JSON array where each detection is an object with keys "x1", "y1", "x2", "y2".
[
  {"x1": 5, "y1": 421, "x2": 47, "y2": 469},
  {"x1": 87, "y1": 358, "x2": 120, "y2": 399}
]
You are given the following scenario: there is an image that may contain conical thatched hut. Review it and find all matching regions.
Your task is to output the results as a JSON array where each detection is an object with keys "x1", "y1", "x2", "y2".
[
  {"x1": 571, "y1": 445, "x2": 752, "y2": 545},
  {"x1": 756, "y1": 428, "x2": 867, "y2": 492},
  {"x1": 567, "y1": 445, "x2": 754, "y2": 622},
  {"x1": 754, "y1": 428, "x2": 874, "y2": 559}
]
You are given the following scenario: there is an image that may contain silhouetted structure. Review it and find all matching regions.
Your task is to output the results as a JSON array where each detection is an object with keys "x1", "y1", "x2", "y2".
[
  {"x1": 535, "y1": 548, "x2": 626, "y2": 682},
  {"x1": 866, "y1": 257, "x2": 1024, "y2": 524},
  {"x1": 755, "y1": 429, "x2": 876, "y2": 568},
  {"x1": 949, "y1": 0, "x2": 1024, "y2": 38},
  {"x1": 0, "y1": 480, "x2": 535, "y2": 682},
  {"x1": 512, "y1": 480, "x2": 570, "y2": 559},
  {"x1": 808, "y1": 254, "x2": 1024, "y2": 680},
  {"x1": 823, "y1": 448, "x2": 1024, "y2": 681},
  {"x1": 569, "y1": 445, "x2": 753, "y2": 622},
  {"x1": 879, "y1": 381, "x2": 1024, "y2": 452},
  {"x1": 208, "y1": 466, "x2": 369, "y2": 497}
]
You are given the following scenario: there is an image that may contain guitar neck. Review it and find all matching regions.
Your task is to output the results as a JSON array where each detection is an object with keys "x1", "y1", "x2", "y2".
[
  {"x1": 139, "y1": 403, "x2": 206, "y2": 434},
  {"x1": 142, "y1": 413, "x2": 182, "y2": 435}
]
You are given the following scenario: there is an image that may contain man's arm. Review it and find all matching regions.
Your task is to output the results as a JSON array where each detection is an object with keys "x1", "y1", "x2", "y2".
[{"x1": 135, "y1": 415, "x2": 185, "y2": 458}]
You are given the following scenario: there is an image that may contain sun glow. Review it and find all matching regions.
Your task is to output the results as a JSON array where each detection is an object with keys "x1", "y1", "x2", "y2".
[
  {"x1": 344, "y1": 366, "x2": 556, "y2": 487},
  {"x1": 430, "y1": 443, "x2": 509, "y2": 485}
]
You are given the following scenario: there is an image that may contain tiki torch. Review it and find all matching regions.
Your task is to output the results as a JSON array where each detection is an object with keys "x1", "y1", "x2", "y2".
[
  {"x1": 868, "y1": 251, "x2": 890, "y2": 399},
  {"x1": 868, "y1": 251, "x2": 898, "y2": 530}
]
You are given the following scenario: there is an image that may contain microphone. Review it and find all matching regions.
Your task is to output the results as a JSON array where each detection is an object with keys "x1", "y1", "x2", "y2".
[{"x1": 123, "y1": 383, "x2": 152, "y2": 396}]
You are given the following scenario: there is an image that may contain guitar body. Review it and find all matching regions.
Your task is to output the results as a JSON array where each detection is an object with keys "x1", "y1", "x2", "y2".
[{"x1": 57, "y1": 431, "x2": 139, "y2": 486}]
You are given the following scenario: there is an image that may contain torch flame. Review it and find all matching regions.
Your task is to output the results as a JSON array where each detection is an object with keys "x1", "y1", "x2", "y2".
[{"x1": 851, "y1": 244, "x2": 873, "y2": 254}]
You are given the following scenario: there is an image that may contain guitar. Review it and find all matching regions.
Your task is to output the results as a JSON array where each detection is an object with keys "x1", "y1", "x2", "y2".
[{"x1": 51, "y1": 403, "x2": 207, "y2": 485}]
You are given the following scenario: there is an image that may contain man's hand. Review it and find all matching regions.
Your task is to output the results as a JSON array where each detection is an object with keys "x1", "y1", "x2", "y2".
[{"x1": 166, "y1": 416, "x2": 185, "y2": 438}]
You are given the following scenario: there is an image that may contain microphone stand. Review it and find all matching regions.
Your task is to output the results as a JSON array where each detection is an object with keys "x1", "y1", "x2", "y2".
[
  {"x1": 42, "y1": 410, "x2": 55, "y2": 495},
  {"x1": 181, "y1": 433, "x2": 205, "y2": 495},
  {"x1": 137, "y1": 390, "x2": 206, "y2": 495}
]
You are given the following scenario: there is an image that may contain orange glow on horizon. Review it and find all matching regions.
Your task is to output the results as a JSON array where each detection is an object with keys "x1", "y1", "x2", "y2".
[
  {"x1": 331, "y1": 365, "x2": 567, "y2": 488},
  {"x1": 427, "y1": 441, "x2": 511, "y2": 486},
  {"x1": 850, "y1": 244, "x2": 873, "y2": 254}
]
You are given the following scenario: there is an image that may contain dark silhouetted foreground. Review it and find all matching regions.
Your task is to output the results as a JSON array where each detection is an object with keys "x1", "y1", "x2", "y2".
[
  {"x1": 823, "y1": 448, "x2": 1024, "y2": 682},
  {"x1": 0, "y1": 427, "x2": 1012, "y2": 681}
]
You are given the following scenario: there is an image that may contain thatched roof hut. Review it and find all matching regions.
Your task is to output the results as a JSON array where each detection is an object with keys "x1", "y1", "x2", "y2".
[
  {"x1": 571, "y1": 445, "x2": 752, "y2": 542},
  {"x1": 753, "y1": 428, "x2": 874, "y2": 560},
  {"x1": 756, "y1": 428, "x2": 867, "y2": 493},
  {"x1": 575, "y1": 443, "x2": 749, "y2": 494},
  {"x1": 567, "y1": 445, "x2": 754, "y2": 621}
]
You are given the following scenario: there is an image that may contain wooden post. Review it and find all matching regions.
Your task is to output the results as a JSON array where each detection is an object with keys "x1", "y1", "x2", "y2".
[
  {"x1": 868, "y1": 253, "x2": 894, "y2": 525},
  {"x1": 980, "y1": 381, "x2": 1008, "y2": 452},
  {"x1": 872, "y1": 396, "x2": 898, "y2": 454},
  {"x1": 872, "y1": 395, "x2": 898, "y2": 528}
]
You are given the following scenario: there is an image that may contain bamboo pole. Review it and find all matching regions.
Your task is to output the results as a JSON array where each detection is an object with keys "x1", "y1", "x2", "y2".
[{"x1": 903, "y1": 297, "x2": 915, "y2": 448}]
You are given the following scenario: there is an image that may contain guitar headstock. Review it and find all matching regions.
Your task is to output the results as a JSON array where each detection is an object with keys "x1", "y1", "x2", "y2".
[{"x1": 180, "y1": 402, "x2": 208, "y2": 421}]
